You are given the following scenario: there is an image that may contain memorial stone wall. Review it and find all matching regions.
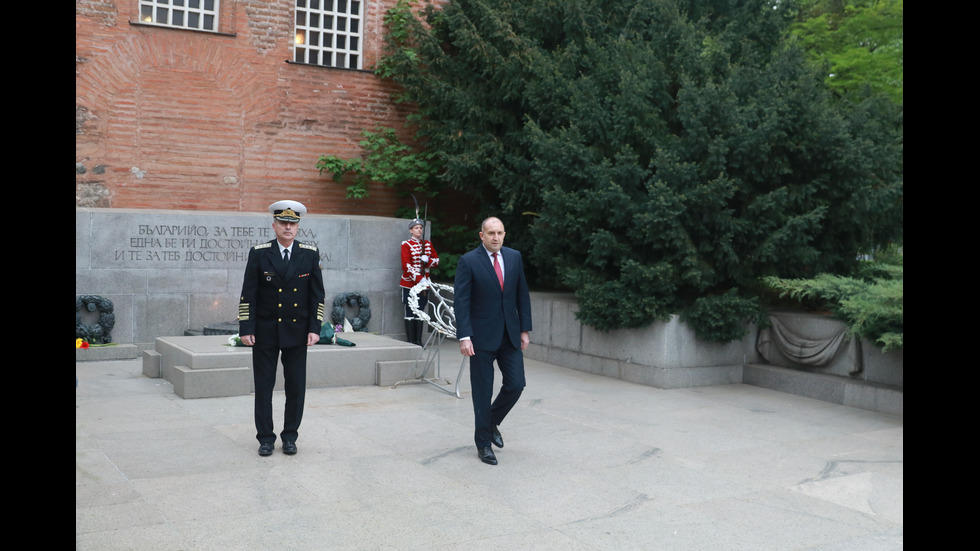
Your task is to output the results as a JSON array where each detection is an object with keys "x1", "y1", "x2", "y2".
[{"x1": 76, "y1": 208, "x2": 411, "y2": 348}]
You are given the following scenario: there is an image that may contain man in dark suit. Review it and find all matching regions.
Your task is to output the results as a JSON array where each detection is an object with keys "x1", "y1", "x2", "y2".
[
  {"x1": 238, "y1": 200, "x2": 325, "y2": 457},
  {"x1": 454, "y1": 216, "x2": 532, "y2": 465}
]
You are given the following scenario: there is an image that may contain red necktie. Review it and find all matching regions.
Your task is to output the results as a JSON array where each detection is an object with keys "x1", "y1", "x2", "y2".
[{"x1": 493, "y1": 252, "x2": 504, "y2": 290}]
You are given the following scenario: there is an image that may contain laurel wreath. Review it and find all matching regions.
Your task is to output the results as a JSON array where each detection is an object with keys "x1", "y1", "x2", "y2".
[
  {"x1": 331, "y1": 292, "x2": 372, "y2": 331},
  {"x1": 76, "y1": 295, "x2": 116, "y2": 345}
]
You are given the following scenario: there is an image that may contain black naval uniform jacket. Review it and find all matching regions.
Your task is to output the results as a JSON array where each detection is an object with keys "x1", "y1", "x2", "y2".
[{"x1": 238, "y1": 239, "x2": 325, "y2": 348}]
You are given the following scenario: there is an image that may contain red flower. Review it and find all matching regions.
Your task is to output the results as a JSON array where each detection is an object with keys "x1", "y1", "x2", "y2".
[{"x1": 80, "y1": 341, "x2": 90, "y2": 349}]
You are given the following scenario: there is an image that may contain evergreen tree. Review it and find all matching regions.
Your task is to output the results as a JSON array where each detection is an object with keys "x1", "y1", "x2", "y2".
[{"x1": 379, "y1": 0, "x2": 902, "y2": 340}]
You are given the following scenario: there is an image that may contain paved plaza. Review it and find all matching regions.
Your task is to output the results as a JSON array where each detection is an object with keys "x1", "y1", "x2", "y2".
[{"x1": 76, "y1": 340, "x2": 902, "y2": 550}]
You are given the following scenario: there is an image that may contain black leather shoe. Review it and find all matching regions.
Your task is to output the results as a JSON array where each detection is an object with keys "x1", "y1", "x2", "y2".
[
  {"x1": 282, "y1": 440, "x2": 297, "y2": 455},
  {"x1": 478, "y1": 446, "x2": 497, "y2": 465},
  {"x1": 258, "y1": 442, "x2": 274, "y2": 456},
  {"x1": 491, "y1": 427, "x2": 504, "y2": 448}
]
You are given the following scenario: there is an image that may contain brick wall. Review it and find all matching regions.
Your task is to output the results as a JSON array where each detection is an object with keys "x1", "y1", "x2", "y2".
[{"x1": 76, "y1": 0, "x2": 420, "y2": 218}]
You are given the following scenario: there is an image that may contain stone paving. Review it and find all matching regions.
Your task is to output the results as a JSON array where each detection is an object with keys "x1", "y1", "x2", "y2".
[{"x1": 76, "y1": 341, "x2": 902, "y2": 550}]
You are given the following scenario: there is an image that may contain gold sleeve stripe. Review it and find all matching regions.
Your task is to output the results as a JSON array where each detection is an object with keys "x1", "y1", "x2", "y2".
[
  {"x1": 238, "y1": 304, "x2": 250, "y2": 321},
  {"x1": 316, "y1": 303, "x2": 325, "y2": 322}
]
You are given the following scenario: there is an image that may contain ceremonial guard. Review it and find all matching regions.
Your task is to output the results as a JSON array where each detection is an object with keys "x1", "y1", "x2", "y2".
[
  {"x1": 400, "y1": 217, "x2": 439, "y2": 345},
  {"x1": 238, "y1": 200, "x2": 325, "y2": 456}
]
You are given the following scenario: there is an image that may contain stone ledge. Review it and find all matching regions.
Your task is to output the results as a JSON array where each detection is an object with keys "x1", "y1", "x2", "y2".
[
  {"x1": 527, "y1": 343, "x2": 744, "y2": 389},
  {"x1": 528, "y1": 342, "x2": 902, "y2": 416},
  {"x1": 76, "y1": 344, "x2": 139, "y2": 362},
  {"x1": 743, "y1": 363, "x2": 903, "y2": 416}
]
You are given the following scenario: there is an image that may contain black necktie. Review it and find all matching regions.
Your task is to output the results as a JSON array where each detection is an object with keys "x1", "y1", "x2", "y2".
[{"x1": 283, "y1": 248, "x2": 289, "y2": 262}]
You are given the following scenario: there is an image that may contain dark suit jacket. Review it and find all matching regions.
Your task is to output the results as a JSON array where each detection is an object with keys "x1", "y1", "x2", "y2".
[
  {"x1": 238, "y1": 239, "x2": 326, "y2": 349},
  {"x1": 454, "y1": 245, "x2": 532, "y2": 351}
]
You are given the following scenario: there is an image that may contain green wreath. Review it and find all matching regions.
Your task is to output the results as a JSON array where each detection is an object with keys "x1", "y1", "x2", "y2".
[
  {"x1": 331, "y1": 292, "x2": 371, "y2": 332},
  {"x1": 76, "y1": 295, "x2": 115, "y2": 344}
]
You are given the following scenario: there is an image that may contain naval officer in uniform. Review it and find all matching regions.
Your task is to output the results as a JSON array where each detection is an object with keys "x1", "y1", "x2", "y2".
[{"x1": 238, "y1": 200, "x2": 326, "y2": 456}]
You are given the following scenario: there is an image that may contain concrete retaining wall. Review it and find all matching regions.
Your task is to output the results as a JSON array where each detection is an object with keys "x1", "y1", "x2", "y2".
[
  {"x1": 524, "y1": 292, "x2": 902, "y2": 415},
  {"x1": 525, "y1": 292, "x2": 760, "y2": 389}
]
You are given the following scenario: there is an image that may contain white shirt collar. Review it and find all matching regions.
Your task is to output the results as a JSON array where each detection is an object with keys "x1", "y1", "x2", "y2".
[{"x1": 483, "y1": 247, "x2": 504, "y2": 270}]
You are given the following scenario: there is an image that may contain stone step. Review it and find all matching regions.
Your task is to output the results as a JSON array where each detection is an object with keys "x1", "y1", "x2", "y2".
[{"x1": 376, "y1": 359, "x2": 420, "y2": 387}]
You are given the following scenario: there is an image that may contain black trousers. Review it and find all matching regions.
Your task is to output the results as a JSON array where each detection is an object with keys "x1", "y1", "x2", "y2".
[
  {"x1": 402, "y1": 288, "x2": 429, "y2": 345},
  {"x1": 252, "y1": 341, "x2": 307, "y2": 444},
  {"x1": 468, "y1": 335, "x2": 526, "y2": 449}
]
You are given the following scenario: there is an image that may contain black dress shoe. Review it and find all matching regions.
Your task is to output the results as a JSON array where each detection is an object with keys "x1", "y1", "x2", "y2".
[
  {"x1": 478, "y1": 446, "x2": 497, "y2": 465},
  {"x1": 282, "y1": 440, "x2": 297, "y2": 455},
  {"x1": 491, "y1": 427, "x2": 504, "y2": 448},
  {"x1": 258, "y1": 442, "x2": 274, "y2": 456}
]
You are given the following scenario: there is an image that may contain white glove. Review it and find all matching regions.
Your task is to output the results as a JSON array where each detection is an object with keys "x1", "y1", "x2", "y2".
[{"x1": 421, "y1": 254, "x2": 429, "y2": 263}]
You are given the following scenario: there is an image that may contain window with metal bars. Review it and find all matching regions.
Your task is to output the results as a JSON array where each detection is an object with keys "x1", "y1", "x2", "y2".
[
  {"x1": 293, "y1": 0, "x2": 363, "y2": 69},
  {"x1": 138, "y1": 0, "x2": 219, "y2": 32}
]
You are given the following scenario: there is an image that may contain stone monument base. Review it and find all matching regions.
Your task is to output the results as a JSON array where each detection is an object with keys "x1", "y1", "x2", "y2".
[{"x1": 143, "y1": 333, "x2": 428, "y2": 399}]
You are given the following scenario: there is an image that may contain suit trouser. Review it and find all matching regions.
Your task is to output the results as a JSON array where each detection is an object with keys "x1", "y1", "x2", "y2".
[
  {"x1": 469, "y1": 336, "x2": 526, "y2": 449},
  {"x1": 252, "y1": 341, "x2": 307, "y2": 444}
]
